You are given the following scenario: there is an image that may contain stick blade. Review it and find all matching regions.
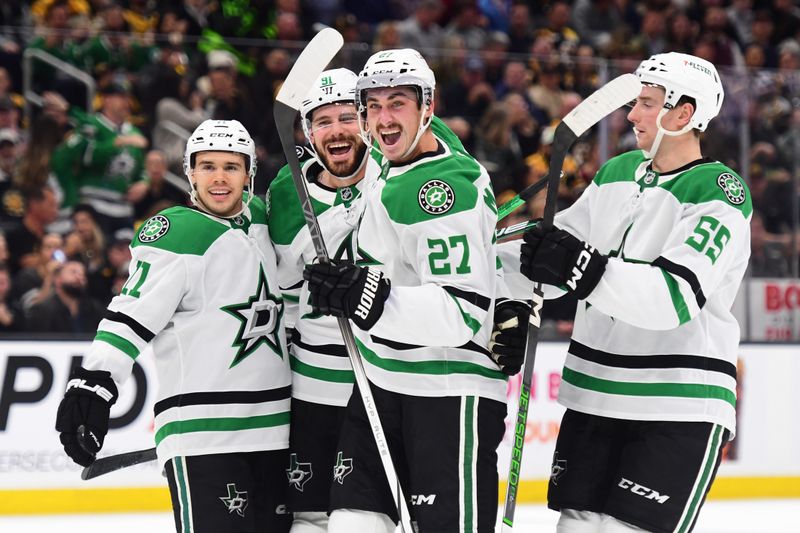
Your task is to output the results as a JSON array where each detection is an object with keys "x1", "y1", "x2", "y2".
[
  {"x1": 81, "y1": 447, "x2": 157, "y2": 480},
  {"x1": 275, "y1": 28, "x2": 344, "y2": 110},
  {"x1": 562, "y1": 73, "x2": 642, "y2": 137}
]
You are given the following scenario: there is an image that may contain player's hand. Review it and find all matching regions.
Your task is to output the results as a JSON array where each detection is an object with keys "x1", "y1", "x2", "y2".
[
  {"x1": 55, "y1": 367, "x2": 118, "y2": 467},
  {"x1": 520, "y1": 225, "x2": 607, "y2": 300},
  {"x1": 303, "y1": 262, "x2": 391, "y2": 330},
  {"x1": 488, "y1": 299, "x2": 530, "y2": 375}
]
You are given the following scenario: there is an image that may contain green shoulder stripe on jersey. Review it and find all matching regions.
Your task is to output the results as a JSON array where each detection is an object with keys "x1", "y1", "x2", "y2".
[
  {"x1": 448, "y1": 292, "x2": 482, "y2": 335},
  {"x1": 382, "y1": 157, "x2": 481, "y2": 225},
  {"x1": 660, "y1": 269, "x2": 692, "y2": 325},
  {"x1": 355, "y1": 338, "x2": 505, "y2": 380},
  {"x1": 95, "y1": 330, "x2": 139, "y2": 360},
  {"x1": 660, "y1": 164, "x2": 752, "y2": 218},
  {"x1": 593, "y1": 151, "x2": 646, "y2": 186},
  {"x1": 132, "y1": 207, "x2": 228, "y2": 255},
  {"x1": 247, "y1": 193, "x2": 268, "y2": 224},
  {"x1": 431, "y1": 116, "x2": 466, "y2": 153},
  {"x1": 561, "y1": 367, "x2": 736, "y2": 408},
  {"x1": 268, "y1": 164, "x2": 331, "y2": 245},
  {"x1": 154, "y1": 411, "x2": 291, "y2": 445}
]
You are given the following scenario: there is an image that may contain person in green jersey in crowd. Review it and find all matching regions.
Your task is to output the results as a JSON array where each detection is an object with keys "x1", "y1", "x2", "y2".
[
  {"x1": 55, "y1": 119, "x2": 291, "y2": 533},
  {"x1": 514, "y1": 52, "x2": 751, "y2": 533}
]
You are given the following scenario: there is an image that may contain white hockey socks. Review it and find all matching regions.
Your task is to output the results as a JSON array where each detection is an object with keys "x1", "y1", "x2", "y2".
[
  {"x1": 328, "y1": 509, "x2": 396, "y2": 533},
  {"x1": 289, "y1": 511, "x2": 328, "y2": 533},
  {"x1": 557, "y1": 508, "x2": 651, "y2": 532}
]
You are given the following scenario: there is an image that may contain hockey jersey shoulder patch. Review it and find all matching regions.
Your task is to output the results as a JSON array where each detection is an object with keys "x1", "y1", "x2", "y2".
[
  {"x1": 382, "y1": 156, "x2": 481, "y2": 225},
  {"x1": 133, "y1": 207, "x2": 227, "y2": 255},
  {"x1": 662, "y1": 163, "x2": 752, "y2": 218}
]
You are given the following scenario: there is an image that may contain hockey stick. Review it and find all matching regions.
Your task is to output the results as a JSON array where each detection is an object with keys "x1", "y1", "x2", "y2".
[
  {"x1": 500, "y1": 73, "x2": 642, "y2": 532},
  {"x1": 81, "y1": 446, "x2": 157, "y2": 480},
  {"x1": 273, "y1": 28, "x2": 415, "y2": 533}
]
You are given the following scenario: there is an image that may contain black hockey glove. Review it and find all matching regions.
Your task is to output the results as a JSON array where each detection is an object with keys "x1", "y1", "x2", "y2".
[
  {"x1": 488, "y1": 299, "x2": 530, "y2": 376},
  {"x1": 55, "y1": 367, "x2": 118, "y2": 467},
  {"x1": 303, "y1": 262, "x2": 391, "y2": 330},
  {"x1": 520, "y1": 225, "x2": 608, "y2": 300}
]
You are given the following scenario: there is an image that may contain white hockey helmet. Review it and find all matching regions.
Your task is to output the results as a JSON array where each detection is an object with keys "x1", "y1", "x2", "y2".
[
  {"x1": 356, "y1": 49, "x2": 436, "y2": 159},
  {"x1": 183, "y1": 119, "x2": 257, "y2": 217},
  {"x1": 635, "y1": 52, "x2": 724, "y2": 132},
  {"x1": 299, "y1": 69, "x2": 368, "y2": 180}
]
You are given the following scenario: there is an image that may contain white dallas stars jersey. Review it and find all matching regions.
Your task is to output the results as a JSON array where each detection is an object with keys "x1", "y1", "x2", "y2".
[
  {"x1": 84, "y1": 199, "x2": 290, "y2": 468},
  {"x1": 505, "y1": 151, "x2": 751, "y2": 435},
  {"x1": 268, "y1": 151, "x2": 379, "y2": 407},
  {"x1": 352, "y1": 121, "x2": 506, "y2": 403}
]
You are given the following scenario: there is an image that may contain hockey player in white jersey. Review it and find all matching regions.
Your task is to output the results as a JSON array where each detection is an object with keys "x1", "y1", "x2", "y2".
[
  {"x1": 55, "y1": 120, "x2": 291, "y2": 533},
  {"x1": 514, "y1": 53, "x2": 751, "y2": 532},
  {"x1": 268, "y1": 68, "x2": 374, "y2": 533},
  {"x1": 303, "y1": 49, "x2": 509, "y2": 533}
]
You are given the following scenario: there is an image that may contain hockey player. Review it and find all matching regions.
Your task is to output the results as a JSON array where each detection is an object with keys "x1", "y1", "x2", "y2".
[
  {"x1": 516, "y1": 52, "x2": 751, "y2": 532},
  {"x1": 302, "y1": 49, "x2": 507, "y2": 533},
  {"x1": 268, "y1": 68, "x2": 374, "y2": 533},
  {"x1": 55, "y1": 120, "x2": 292, "y2": 533}
]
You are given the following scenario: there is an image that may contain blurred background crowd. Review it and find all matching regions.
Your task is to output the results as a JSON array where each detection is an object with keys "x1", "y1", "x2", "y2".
[{"x1": 0, "y1": 0, "x2": 797, "y2": 337}]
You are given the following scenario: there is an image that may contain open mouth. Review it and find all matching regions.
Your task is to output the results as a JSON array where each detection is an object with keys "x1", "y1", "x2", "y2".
[
  {"x1": 326, "y1": 141, "x2": 353, "y2": 158},
  {"x1": 380, "y1": 129, "x2": 401, "y2": 147},
  {"x1": 208, "y1": 189, "x2": 231, "y2": 200}
]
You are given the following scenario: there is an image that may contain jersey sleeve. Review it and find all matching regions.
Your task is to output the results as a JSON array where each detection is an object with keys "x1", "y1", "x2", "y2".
[
  {"x1": 588, "y1": 180, "x2": 751, "y2": 330},
  {"x1": 369, "y1": 182, "x2": 496, "y2": 347},
  {"x1": 82, "y1": 245, "x2": 188, "y2": 385}
]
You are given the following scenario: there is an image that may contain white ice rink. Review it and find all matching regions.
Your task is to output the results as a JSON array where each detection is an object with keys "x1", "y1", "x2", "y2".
[{"x1": 0, "y1": 500, "x2": 797, "y2": 532}]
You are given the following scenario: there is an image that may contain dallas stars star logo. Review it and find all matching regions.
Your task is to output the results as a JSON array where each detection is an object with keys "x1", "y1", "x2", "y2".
[
  {"x1": 219, "y1": 483, "x2": 248, "y2": 517},
  {"x1": 221, "y1": 266, "x2": 284, "y2": 368}
]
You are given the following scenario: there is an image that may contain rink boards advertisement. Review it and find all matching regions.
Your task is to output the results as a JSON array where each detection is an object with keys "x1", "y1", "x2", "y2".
[{"x1": 0, "y1": 340, "x2": 798, "y2": 514}]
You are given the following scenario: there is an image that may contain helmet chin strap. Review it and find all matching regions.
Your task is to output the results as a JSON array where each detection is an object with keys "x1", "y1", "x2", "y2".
[
  {"x1": 188, "y1": 173, "x2": 254, "y2": 219},
  {"x1": 398, "y1": 106, "x2": 432, "y2": 162},
  {"x1": 643, "y1": 107, "x2": 694, "y2": 159}
]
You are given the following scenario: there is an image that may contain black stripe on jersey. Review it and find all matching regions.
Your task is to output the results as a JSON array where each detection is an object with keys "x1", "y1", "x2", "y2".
[
  {"x1": 154, "y1": 386, "x2": 291, "y2": 416},
  {"x1": 281, "y1": 279, "x2": 304, "y2": 291},
  {"x1": 370, "y1": 335, "x2": 491, "y2": 356},
  {"x1": 106, "y1": 311, "x2": 155, "y2": 342},
  {"x1": 293, "y1": 331, "x2": 348, "y2": 357},
  {"x1": 652, "y1": 256, "x2": 707, "y2": 309},
  {"x1": 569, "y1": 340, "x2": 736, "y2": 379},
  {"x1": 442, "y1": 286, "x2": 491, "y2": 311}
]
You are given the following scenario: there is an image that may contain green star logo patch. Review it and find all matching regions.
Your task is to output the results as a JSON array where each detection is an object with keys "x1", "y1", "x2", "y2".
[
  {"x1": 418, "y1": 179, "x2": 455, "y2": 215},
  {"x1": 221, "y1": 266, "x2": 284, "y2": 368},
  {"x1": 717, "y1": 173, "x2": 745, "y2": 205}
]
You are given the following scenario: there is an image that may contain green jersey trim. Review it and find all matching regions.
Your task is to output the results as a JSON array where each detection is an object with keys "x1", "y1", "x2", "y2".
[
  {"x1": 593, "y1": 151, "x2": 644, "y2": 186},
  {"x1": 290, "y1": 354, "x2": 355, "y2": 383},
  {"x1": 268, "y1": 166, "x2": 331, "y2": 245},
  {"x1": 660, "y1": 268, "x2": 691, "y2": 325},
  {"x1": 381, "y1": 155, "x2": 482, "y2": 226},
  {"x1": 562, "y1": 367, "x2": 736, "y2": 407},
  {"x1": 355, "y1": 338, "x2": 505, "y2": 380},
  {"x1": 462, "y1": 396, "x2": 475, "y2": 531},
  {"x1": 155, "y1": 411, "x2": 291, "y2": 445},
  {"x1": 95, "y1": 330, "x2": 139, "y2": 360},
  {"x1": 448, "y1": 293, "x2": 482, "y2": 335},
  {"x1": 132, "y1": 207, "x2": 228, "y2": 255}
]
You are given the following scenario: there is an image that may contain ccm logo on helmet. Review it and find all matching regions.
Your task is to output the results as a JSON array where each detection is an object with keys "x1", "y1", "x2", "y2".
[{"x1": 209, "y1": 132, "x2": 234, "y2": 137}]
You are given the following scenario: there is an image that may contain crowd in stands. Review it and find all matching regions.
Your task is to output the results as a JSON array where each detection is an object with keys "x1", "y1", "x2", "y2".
[{"x1": 0, "y1": 0, "x2": 798, "y2": 336}]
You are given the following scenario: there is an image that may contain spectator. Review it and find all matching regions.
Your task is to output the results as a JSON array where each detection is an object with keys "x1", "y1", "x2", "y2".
[
  {"x1": 528, "y1": 61, "x2": 567, "y2": 123},
  {"x1": 536, "y1": 0, "x2": 580, "y2": 56},
  {"x1": 443, "y1": 0, "x2": 487, "y2": 51},
  {"x1": 12, "y1": 114, "x2": 65, "y2": 198},
  {"x1": 26, "y1": 0, "x2": 83, "y2": 102},
  {"x1": 665, "y1": 10, "x2": 697, "y2": 55},
  {"x1": 749, "y1": 210, "x2": 790, "y2": 278},
  {"x1": 701, "y1": 6, "x2": 744, "y2": 68},
  {"x1": 473, "y1": 101, "x2": 525, "y2": 196},
  {"x1": 571, "y1": 0, "x2": 624, "y2": 52},
  {"x1": 66, "y1": 203, "x2": 106, "y2": 279},
  {"x1": 373, "y1": 20, "x2": 401, "y2": 52},
  {"x1": 0, "y1": 264, "x2": 24, "y2": 332},
  {"x1": 397, "y1": 0, "x2": 444, "y2": 61},
  {"x1": 638, "y1": 8, "x2": 668, "y2": 56},
  {"x1": 771, "y1": 0, "x2": 800, "y2": 46},
  {"x1": 440, "y1": 53, "x2": 494, "y2": 124},
  {"x1": 205, "y1": 54, "x2": 258, "y2": 141},
  {"x1": 26, "y1": 259, "x2": 105, "y2": 334},
  {"x1": 128, "y1": 149, "x2": 188, "y2": 222},
  {"x1": 78, "y1": 2, "x2": 153, "y2": 75},
  {"x1": 566, "y1": 44, "x2": 600, "y2": 98},
  {"x1": 0, "y1": 96, "x2": 20, "y2": 134},
  {"x1": 87, "y1": 235, "x2": 131, "y2": 305},
  {"x1": 747, "y1": 10, "x2": 778, "y2": 68},
  {"x1": 506, "y1": 3, "x2": 534, "y2": 55},
  {"x1": 0, "y1": 128, "x2": 21, "y2": 224},
  {"x1": 57, "y1": 81, "x2": 147, "y2": 235},
  {"x1": 481, "y1": 30, "x2": 511, "y2": 87},
  {"x1": 10, "y1": 231, "x2": 63, "y2": 311},
  {"x1": 5, "y1": 185, "x2": 58, "y2": 274}
]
